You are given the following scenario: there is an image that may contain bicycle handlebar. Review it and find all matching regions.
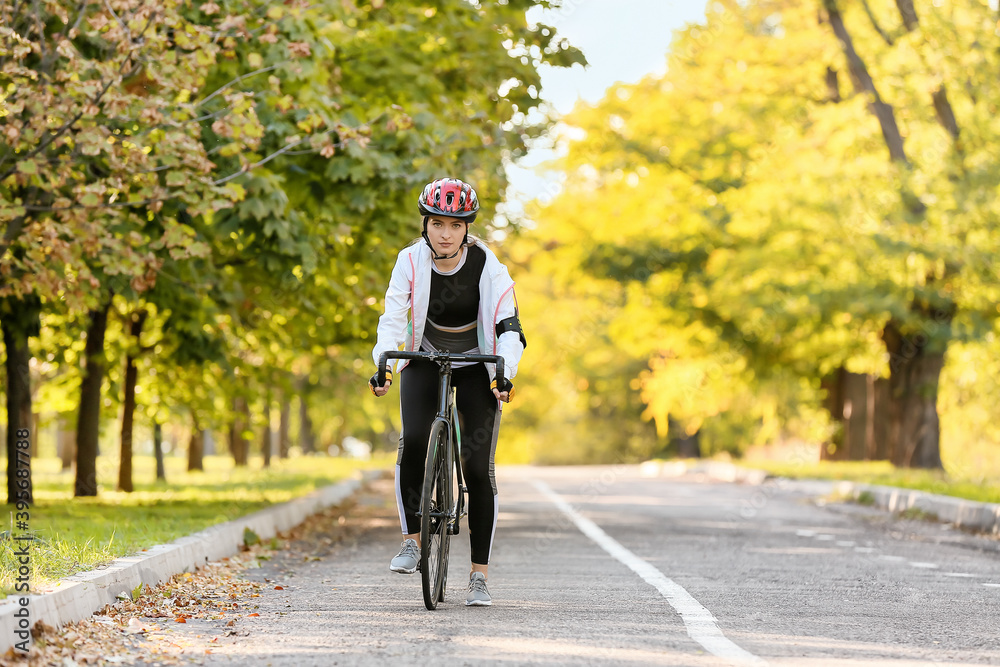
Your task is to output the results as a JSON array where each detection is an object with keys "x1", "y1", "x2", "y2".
[{"x1": 378, "y1": 351, "x2": 504, "y2": 387}]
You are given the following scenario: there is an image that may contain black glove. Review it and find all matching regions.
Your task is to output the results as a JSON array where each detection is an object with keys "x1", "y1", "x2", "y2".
[
  {"x1": 368, "y1": 369, "x2": 393, "y2": 396},
  {"x1": 491, "y1": 377, "x2": 515, "y2": 403}
]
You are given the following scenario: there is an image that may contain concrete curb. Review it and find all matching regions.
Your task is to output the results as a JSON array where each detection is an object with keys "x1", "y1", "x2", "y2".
[
  {"x1": 1, "y1": 469, "x2": 384, "y2": 653},
  {"x1": 640, "y1": 459, "x2": 1000, "y2": 535},
  {"x1": 828, "y1": 481, "x2": 1000, "y2": 535}
]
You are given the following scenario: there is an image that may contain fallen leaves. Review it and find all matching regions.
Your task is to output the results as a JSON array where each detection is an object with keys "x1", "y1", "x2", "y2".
[{"x1": 0, "y1": 550, "x2": 267, "y2": 667}]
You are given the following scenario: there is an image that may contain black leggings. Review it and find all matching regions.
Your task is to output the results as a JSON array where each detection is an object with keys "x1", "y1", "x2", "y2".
[{"x1": 396, "y1": 358, "x2": 501, "y2": 565}]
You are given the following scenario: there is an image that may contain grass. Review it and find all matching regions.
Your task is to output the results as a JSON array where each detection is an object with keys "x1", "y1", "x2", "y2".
[
  {"x1": 741, "y1": 459, "x2": 1000, "y2": 505},
  {"x1": 0, "y1": 453, "x2": 392, "y2": 598}
]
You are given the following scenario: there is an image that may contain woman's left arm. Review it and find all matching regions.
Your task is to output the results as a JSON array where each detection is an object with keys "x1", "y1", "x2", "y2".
[{"x1": 494, "y1": 282, "x2": 525, "y2": 381}]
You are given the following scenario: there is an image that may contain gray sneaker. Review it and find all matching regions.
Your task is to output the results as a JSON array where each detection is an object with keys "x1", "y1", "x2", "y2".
[
  {"x1": 389, "y1": 539, "x2": 419, "y2": 574},
  {"x1": 465, "y1": 572, "x2": 492, "y2": 606}
]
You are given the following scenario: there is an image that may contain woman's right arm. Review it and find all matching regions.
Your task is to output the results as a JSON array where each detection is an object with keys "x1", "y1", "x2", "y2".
[{"x1": 371, "y1": 252, "x2": 411, "y2": 367}]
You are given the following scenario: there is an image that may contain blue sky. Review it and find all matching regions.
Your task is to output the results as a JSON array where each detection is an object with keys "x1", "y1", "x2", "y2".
[{"x1": 502, "y1": 0, "x2": 709, "y2": 219}]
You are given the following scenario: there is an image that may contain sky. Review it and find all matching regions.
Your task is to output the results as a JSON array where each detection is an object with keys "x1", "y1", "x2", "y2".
[{"x1": 503, "y1": 0, "x2": 709, "y2": 217}]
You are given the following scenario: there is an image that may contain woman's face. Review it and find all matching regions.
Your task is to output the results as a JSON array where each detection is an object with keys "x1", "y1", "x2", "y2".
[{"x1": 425, "y1": 215, "x2": 468, "y2": 256}]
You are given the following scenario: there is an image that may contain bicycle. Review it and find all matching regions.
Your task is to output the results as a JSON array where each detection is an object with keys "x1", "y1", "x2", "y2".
[{"x1": 378, "y1": 350, "x2": 505, "y2": 610}]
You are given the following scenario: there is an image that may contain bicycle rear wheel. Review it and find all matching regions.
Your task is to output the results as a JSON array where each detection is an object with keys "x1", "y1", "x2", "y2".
[{"x1": 420, "y1": 419, "x2": 452, "y2": 610}]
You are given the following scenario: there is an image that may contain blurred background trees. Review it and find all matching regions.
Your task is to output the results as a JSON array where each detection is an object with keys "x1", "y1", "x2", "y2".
[
  {"x1": 503, "y1": 0, "x2": 1000, "y2": 471},
  {"x1": 4, "y1": 0, "x2": 1000, "y2": 503},
  {"x1": 0, "y1": 0, "x2": 582, "y2": 501}
]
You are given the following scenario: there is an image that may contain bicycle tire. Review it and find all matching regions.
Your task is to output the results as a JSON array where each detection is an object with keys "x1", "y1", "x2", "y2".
[
  {"x1": 440, "y1": 413, "x2": 463, "y2": 602},
  {"x1": 420, "y1": 419, "x2": 452, "y2": 610}
]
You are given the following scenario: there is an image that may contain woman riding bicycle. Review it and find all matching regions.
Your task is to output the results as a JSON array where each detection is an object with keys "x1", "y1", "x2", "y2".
[{"x1": 368, "y1": 177, "x2": 526, "y2": 607}]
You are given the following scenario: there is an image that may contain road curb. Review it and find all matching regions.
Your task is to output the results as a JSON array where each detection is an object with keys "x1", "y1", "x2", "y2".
[
  {"x1": 641, "y1": 460, "x2": 1000, "y2": 535},
  {"x1": 828, "y1": 481, "x2": 1000, "y2": 535},
  {"x1": 1, "y1": 469, "x2": 384, "y2": 653}
]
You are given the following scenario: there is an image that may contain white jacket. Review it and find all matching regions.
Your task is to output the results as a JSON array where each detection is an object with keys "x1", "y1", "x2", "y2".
[{"x1": 371, "y1": 239, "x2": 524, "y2": 382}]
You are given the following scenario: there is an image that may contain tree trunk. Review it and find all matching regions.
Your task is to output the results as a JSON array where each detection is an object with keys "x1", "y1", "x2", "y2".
[
  {"x1": 278, "y1": 396, "x2": 290, "y2": 458},
  {"x1": 870, "y1": 374, "x2": 891, "y2": 461},
  {"x1": 881, "y1": 317, "x2": 949, "y2": 469},
  {"x1": 242, "y1": 399, "x2": 252, "y2": 464},
  {"x1": 824, "y1": 0, "x2": 954, "y2": 470},
  {"x1": 153, "y1": 421, "x2": 166, "y2": 481},
  {"x1": 675, "y1": 430, "x2": 701, "y2": 459},
  {"x1": 822, "y1": 368, "x2": 891, "y2": 461},
  {"x1": 261, "y1": 394, "x2": 272, "y2": 468},
  {"x1": 118, "y1": 310, "x2": 148, "y2": 493},
  {"x1": 74, "y1": 301, "x2": 111, "y2": 497},
  {"x1": 3, "y1": 311, "x2": 35, "y2": 505},
  {"x1": 299, "y1": 392, "x2": 314, "y2": 455},
  {"x1": 229, "y1": 396, "x2": 249, "y2": 466},
  {"x1": 187, "y1": 414, "x2": 204, "y2": 472},
  {"x1": 57, "y1": 415, "x2": 76, "y2": 471}
]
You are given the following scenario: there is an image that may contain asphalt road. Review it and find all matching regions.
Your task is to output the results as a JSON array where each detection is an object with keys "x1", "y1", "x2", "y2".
[{"x1": 139, "y1": 465, "x2": 1000, "y2": 666}]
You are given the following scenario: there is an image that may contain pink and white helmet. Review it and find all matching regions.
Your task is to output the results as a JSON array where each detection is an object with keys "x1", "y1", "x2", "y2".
[{"x1": 418, "y1": 178, "x2": 479, "y2": 221}]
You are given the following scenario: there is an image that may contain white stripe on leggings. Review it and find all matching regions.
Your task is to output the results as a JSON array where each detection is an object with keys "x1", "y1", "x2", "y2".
[{"x1": 394, "y1": 464, "x2": 407, "y2": 535}]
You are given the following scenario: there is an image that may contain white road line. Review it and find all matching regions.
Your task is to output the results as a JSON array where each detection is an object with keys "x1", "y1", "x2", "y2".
[
  {"x1": 533, "y1": 480, "x2": 766, "y2": 666},
  {"x1": 909, "y1": 562, "x2": 939, "y2": 569},
  {"x1": 984, "y1": 583, "x2": 1000, "y2": 588}
]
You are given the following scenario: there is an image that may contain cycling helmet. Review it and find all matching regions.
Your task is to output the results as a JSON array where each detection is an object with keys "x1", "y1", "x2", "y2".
[{"x1": 418, "y1": 178, "x2": 479, "y2": 221}]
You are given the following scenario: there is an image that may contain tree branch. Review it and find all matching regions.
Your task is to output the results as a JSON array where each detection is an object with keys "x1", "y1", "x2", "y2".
[
  {"x1": 212, "y1": 125, "x2": 362, "y2": 184},
  {"x1": 825, "y1": 67, "x2": 841, "y2": 103},
  {"x1": 860, "y1": 0, "x2": 894, "y2": 45},
  {"x1": 889, "y1": 0, "x2": 961, "y2": 142},
  {"x1": 103, "y1": 0, "x2": 133, "y2": 44},
  {"x1": 32, "y1": 0, "x2": 46, "y2": 64},
  {"x1": 196, "y1": 66, "x2": 279, "y2": 109},
  {"x1": 18, "y1": 131, "x2": 356, "y2": 212},
  {"x1": 64, "y1": 0, "x2": 91, "y2": 40},
  {"x1": 823, "y1": 0, "x2": 909, "y2": 165},
  {"x1": 931, "y1": 87, "x2": 960, "y2": 140},
  {"x1": 894, "y1": 0, "x2": 919, "y2": 32},
  {"x1": 0, "y1": 12, "x2": 157, "y2": 183}
]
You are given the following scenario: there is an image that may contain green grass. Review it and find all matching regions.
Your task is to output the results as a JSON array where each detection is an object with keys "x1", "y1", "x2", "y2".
[
  {"x1": 0, "y1": 454, "x2": 392, "y2": 598},
  {"x1": 743, "y1": 459, "x2": 1000, "y2": 505}
]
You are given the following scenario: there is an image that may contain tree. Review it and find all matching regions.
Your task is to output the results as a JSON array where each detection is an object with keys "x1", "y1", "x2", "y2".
[
  {"x1": 510, "y1": 0, "x2": 1000, "y2": 467},
  {"x1": 3, "y1": 0, "x2": 584, "y2": 497}
]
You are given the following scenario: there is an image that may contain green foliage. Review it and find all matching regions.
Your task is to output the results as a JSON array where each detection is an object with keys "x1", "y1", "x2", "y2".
[
  {"x1": 0, "y1": 0, "x2": 583, "y2": 486},
  {"x1": 506, "y1": 0, "x2": 1000, "y2": 463}
]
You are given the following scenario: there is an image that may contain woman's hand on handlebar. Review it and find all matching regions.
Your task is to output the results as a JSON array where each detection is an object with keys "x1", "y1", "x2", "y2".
[
  {"x1": 491, "y1": 377, "x2": 515, "y2": 404},
  {"x1": 368, "y1": 370, "x2": 393, "y2": 397}
]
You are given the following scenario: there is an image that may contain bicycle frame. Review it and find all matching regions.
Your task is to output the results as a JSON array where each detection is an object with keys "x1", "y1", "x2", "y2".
[
  {"x1": 378, "y1": 350, "x2": 505, "y2": 534},
  {"x1": 379, "y1": 350, "x2": 504, "y2": 608}
]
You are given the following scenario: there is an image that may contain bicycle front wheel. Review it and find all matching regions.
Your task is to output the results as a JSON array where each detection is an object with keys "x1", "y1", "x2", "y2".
[{"x1": 420, "y1": 418, "x2": 453, "y2": 610}]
